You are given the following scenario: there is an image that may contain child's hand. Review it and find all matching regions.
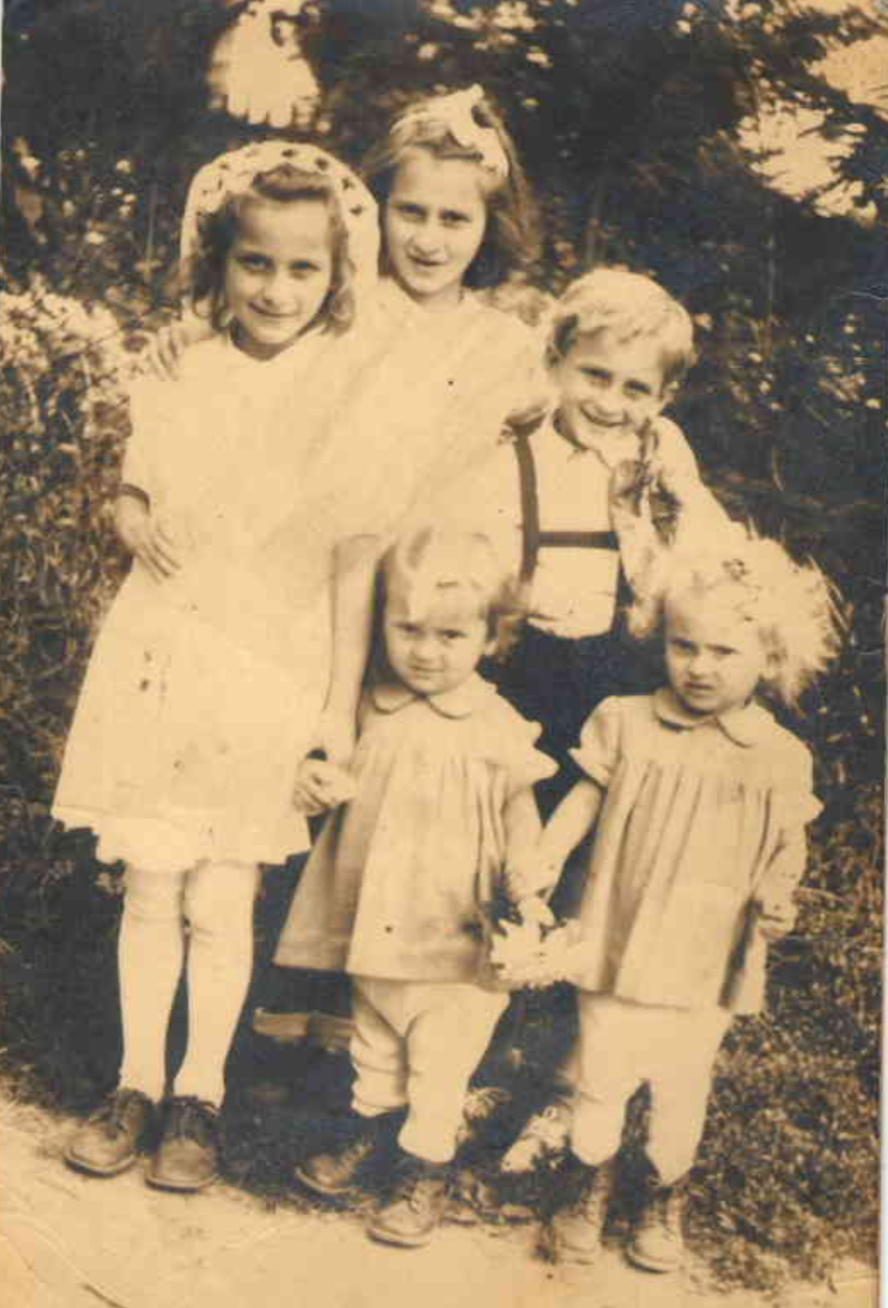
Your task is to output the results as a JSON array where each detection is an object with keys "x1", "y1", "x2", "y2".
[
  {"x1": 755, "y1": 896, "x2": 797, "y2": 942},
  {"x1": 114, "y1": 496, "x2": 180, "y2": 583},
  {"x1": 293, "y1": 757, "x2": 356, "y2": 815},
  {"x1": 136, "y1": 314, "x2": 210, "y2": 382}
]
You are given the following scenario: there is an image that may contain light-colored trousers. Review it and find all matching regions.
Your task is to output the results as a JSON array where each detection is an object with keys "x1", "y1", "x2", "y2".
[
  {"x1": 571, "y1": 993, "x2": 732, "y2": 1185},
  {"x1": 117, "y1": 860, "x2": 259, "y2": 1107},
  {"x1": 351, "y1": 977, "x2": 508, "y2": 1164}
]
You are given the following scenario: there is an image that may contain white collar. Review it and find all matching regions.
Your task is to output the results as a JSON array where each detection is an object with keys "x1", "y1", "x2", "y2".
[
  {"x1": 653, "y1": 687, "x2": 771, "y2": 748},
  {"x1": 371, "y1": 673, "x2": 494, "y2": 720}
]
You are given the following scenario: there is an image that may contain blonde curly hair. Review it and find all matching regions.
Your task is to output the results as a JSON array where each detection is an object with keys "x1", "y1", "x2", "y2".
[
  {"x1": 628, "y1": 529, "x2": 845, "y2": 709},
  {"x1": 545, "y1": 267, "x2": 697, "y2": 391},
  {"x1": 379, "y1": 525, "x2": 525, "y2": 662}
]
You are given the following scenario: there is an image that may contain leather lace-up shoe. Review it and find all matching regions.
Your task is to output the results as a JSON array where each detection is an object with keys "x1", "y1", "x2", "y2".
[
  {"x1": 295, "y1": 1112, "x2": 395, "y2": 1196},
  {"x1": 550, "y1": 1155, "x2": 613, "y2": 1264},
  {"x1": 65, "y1": 1088, "x2": 156, "y2": 1177},
  {"x1": 146, "y1": 1096, "x2": 220, "y2": 1192},
  {"x1": 626, "y1": 1169, "x2": 686, "y2": 1273},
  {"x1": 367, "y1": 1155, "x2": 450, "y2": 1248}
]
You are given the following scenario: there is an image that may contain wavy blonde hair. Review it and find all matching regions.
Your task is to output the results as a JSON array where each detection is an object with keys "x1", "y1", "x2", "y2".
[
  {"x1": 545, "y1": 267, "x2": 697, "y2": 392},
  {"x1": 362, "y1": 90, "x2": 541, "y2": 289},
  {"x1": 379, "y1": 525, "x2": 525, "y2": 663},
  {"x1": 628, "y1": 530, "x2": 845, "y2": 709},
  {"x1": 186, "y1": 164, "x2": 356, "y2": 336}
]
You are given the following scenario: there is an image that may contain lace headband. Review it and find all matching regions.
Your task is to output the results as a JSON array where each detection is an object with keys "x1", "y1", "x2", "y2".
[
  {"x1": 179, "y1": 141, "x2": 379, "y2": 302},
  {"x1": 392, "y1": 85, "x2": 510, "y2": 180}
]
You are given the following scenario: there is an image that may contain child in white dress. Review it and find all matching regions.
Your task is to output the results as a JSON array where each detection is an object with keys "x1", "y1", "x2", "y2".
[
  {"x1": 138, "y1": 88, "x2": 551, "y2": 1056},
  {"x1": 275, "y1": 528, "x2": 554, "y2": 1247},
  {"x1": 510, "y1": 534, "x2": 842, "y2": 1273},
  {"x1": 58, "y1": 142, "x2": 380, "y2": 1192}
]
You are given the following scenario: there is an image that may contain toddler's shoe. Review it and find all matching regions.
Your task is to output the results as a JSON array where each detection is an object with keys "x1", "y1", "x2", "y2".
[
  {"x1": 549, "y1": 1155, "x2": 613, "y2": 1265},
  {"x1": 366, "y1": 1153, "x2": 450, "y2": 1248},
  {"x1": 501, "y1": 1098, "x2": 572, "y2": 1173},
  {"x1": 295, "y1": 1112, "x2": 393, "y2": 1197},
  {"x1": 626, "y1": 1167, "x2": 685, "y2": 1273},
  {"x1": 145, "y1": 1096, "x2": 220, "y2": 1192},
  {"x1": 65, "y1": 1087, "x2": 156, "y2": 1177}
]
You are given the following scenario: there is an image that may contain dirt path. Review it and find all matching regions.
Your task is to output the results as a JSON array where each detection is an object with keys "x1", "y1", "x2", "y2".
[{"x1": 0, "y1": 1092, "x2": 876, "y2": 1308}]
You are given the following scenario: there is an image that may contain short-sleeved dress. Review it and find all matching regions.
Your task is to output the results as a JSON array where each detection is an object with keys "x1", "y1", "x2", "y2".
[
  {"x1": 274, "y1": 674, "x2": 555, "y2": 985},
  {"x1": 567, "y1": 690, "x2": 821, "y2": 1014},
  {"x1": 53, "y1": 331, "x2": 381, "y2": 873}
]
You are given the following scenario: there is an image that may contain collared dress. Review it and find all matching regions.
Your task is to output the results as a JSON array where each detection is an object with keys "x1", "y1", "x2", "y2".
[
  {"x1": 566, "y1": 689, "x2": 821, "y2": 1014},
  {"x1": 52, "y1": 331, "x2": 386, "y2": 873},
  {"x1": 274, "y1": 674, "x2": 555, "y2": 985}
]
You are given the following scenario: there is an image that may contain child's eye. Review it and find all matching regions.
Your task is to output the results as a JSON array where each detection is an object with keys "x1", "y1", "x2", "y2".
[
  {"x1": 441, "y1": 630, "x2": 465, "y2": 642},
  {"x1": 395, "y1": 203, "x2": 424, "y2": 221},
  {"x1": 626, "y1": 381, "x2": 653, "y2": 398},
  {"x1": 441, "y1": 211, "x2": 469, "y2": 227},
  {"x1": 712, "y1": 646, "x2": 735, "y2": 659},
  {"x1": 237, "y1": 254, "x2": 268, "y2": 271},
  {"x1": 583, "y1": 367, "x2": 610, "y2": 384},
  {"x1": 669, "y1": 638, "x2": 694, "y2": 654},
  {"x1": 290, "y1": 261, "x2": 320, "y2": 277}
]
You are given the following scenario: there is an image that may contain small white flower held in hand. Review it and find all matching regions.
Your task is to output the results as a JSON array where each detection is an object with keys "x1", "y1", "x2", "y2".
[{"x1": 488, "y1": 915, "x2": 585, "y2": 989}]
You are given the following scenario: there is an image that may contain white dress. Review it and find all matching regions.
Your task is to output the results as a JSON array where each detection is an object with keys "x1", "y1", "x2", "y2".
[
  {"x1": 53, "y1": 331, "x2": 367, "y2": 872},
  {"x1": 288, "y1": 279, "x2": 547, "y2": 548}
]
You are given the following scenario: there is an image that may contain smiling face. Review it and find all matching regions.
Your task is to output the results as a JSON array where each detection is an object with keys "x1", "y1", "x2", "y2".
[
  {"x1": 383, "y1": 149, "x2": 489, "y2": 310},
  {"x1": 665, "y1": 590, "x2": 768, "y2": 718},
  {"x1": 224, "y1": 197, "x2": 334, "y2": 359},
  {"x1": 383, "y1": 583, "x2": 493, "y2": 696},
  {"x1": 553, "y1": 328, "x2": 671, "y2": 448}
]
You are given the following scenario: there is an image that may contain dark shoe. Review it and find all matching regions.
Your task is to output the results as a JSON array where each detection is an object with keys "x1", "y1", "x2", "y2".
[
  {"x1": 146, "y1": 1096, "x2": 220, "y2": 1192},
  {"x1": 550, "y1": 1155, "x2": 613, "y2": 1264},
  {"x1": 295, "y1": 1113, "x2": 391, "y2": 1197},
  {"x1": 626, "y1": 1167, "x2": 685, "y2": 1273},
  {"x1": 65, "y1": 1088, "x2": 156, "y2": 1177},
  {"x1": 367, "y1": 1155, "x2": 450, "y2": 1248}
]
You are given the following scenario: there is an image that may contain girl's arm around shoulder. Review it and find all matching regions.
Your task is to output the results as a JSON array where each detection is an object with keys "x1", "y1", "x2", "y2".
[
  {"x1": 313, "y1": 533, "x2": 382, "y2": 766},
  {"x1": 653, "y1": 415, "x2": 732, "y2": 531}
]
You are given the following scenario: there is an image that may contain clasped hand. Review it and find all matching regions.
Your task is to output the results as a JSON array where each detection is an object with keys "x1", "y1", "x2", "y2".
[
  {"x1": 114, "y1": 497, "x2": 180, "y2": 583},
  {"x1": 292, "y1": 756, "x2": 356, "y2": 815}
]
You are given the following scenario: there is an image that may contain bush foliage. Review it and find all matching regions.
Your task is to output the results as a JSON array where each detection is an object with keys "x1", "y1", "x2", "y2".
[{"x1": 0, "y1": 0, "x2": 883, "y2": 1291}]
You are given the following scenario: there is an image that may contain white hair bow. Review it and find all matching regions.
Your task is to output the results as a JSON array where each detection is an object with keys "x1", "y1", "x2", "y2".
[{"x1": 393, "y1": 85, "x2": 509, "y2": 179}]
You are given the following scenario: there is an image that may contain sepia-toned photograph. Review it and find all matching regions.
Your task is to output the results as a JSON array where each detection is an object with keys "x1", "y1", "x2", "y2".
[{"x1": 0, "y1": 2, "x2": 883, "y2": 1306}]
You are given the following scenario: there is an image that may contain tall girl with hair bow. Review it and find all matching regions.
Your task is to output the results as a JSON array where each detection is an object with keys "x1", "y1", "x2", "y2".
[
  {"x1": 268, "y1": 85, "x2": 551, "y2": 1045},
  {"x1": 56, "y1": 143, "x2": 380, "y2": 1193}
]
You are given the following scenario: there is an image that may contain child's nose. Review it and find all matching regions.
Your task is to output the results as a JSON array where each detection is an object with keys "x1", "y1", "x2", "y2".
[
  {"x1": 411, "y1": 221, "x2": 444, "y2": 252},
  {"x1": 260, "y1": 269, "x2": 290, "y2": 304},
  {"x1": 413, "y1": 633, "x2": 438, "y2": 660},
  {"x1": 689, "y1": 650, "x2": 713, "y2": 674}
]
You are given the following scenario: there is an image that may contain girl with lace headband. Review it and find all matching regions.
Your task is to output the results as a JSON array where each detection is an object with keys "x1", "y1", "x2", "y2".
[
  {"x1": 500, "y1": 530, "x2": 843, "y2": 1276},
  {"x1": 133, "y1": 91, "x2": 548, "y2": 1060},
  {"x1": 55, "y1": 143, "x2": 382, "y2": 1195}
]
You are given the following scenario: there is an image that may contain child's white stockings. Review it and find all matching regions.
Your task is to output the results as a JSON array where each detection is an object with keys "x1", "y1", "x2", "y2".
[{"x1": 117, "y1": 860, "x2": 259, "y2": 1108}]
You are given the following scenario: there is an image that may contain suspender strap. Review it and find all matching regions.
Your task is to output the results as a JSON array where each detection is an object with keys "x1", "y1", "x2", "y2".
[
  {"x1": 538, "y1": 530, "x2": 619, "y2": 549},
  {"x1": 513, "y1": 432, "x2": 539, "y2": 588},
  {"x1": 512, "y1": 435, "x2": 620, "y2": 588}
]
